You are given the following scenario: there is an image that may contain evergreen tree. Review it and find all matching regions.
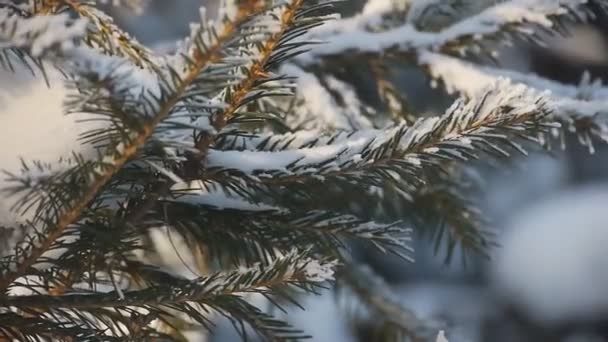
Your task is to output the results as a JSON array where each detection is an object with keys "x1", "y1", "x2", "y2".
[{"x1": 0, "y1": 0, "x2": 607, "y2": 341}]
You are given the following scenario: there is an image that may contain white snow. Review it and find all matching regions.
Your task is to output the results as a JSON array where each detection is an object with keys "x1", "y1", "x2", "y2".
[
  {"x1": 302, "y1": 258, "x2": 338, "y2": 282},
  {"x1": 0, "y1": 11, "x2": 88, "y2": 57},
  {"x1": 492, "y1": 185, "x2": 608, "y2": 324},
  {"x1": 436, "y1": 330, "x2": 449, "y2": 342},
  {"x1": 206, "y1": 127, "x2": 384, "y2": 176},
  {"x1": 0, "y1": 66, "x2": 99, "y2": 226},
  {"x1": 98, "y1": 0, "x2": 149, "y2": 15},
  {"x1": 299, "y1": 0, "x2": 591, "y2": 62},
  {"x1": 310, "y1": 0, "x2": 393, "y2": 36},
  {"x1": 419, "y1": 51, "x2": 608, "y2": 127},
  {"x1": 66, "y1": 46, "x2": 161, "y2": 101},
  {"x1": 7, "y1": 274, "x2": 47, "y2": 296},
  {"x1": 209, "y1": 79, "x2": 549, "y2": 178}
]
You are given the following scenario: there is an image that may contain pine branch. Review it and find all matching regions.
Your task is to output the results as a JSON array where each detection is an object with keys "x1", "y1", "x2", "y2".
[
  {"x1": 205, "y1": 80, "x2": 552, "y2": 191},
  {"x1": 410, "y1": 167, "x2": 495, "y2": 262},
  {"x1": 22, "y1": 0, "x2": 156, "y2": 68},
  {"x1": 161, "y1": 189, "x2": 413, "y2": 262},
  {"x1": 4, "y1": 1, "x2": 606, "y2": 339},
  {"x1": 0, "y1": 3, "x2": 271, "y2": 293},
  {"x1": 0, "y1": 307, "x2": 162, "y2": 340},
  {"x1": 287, "y1": 0, "x2": 608, "y2": 155},
  {"x1": 193, "y1": 0, "x2": 320, "y2": 160},
  {"x1": 0, "y1": 9, "x2": 88, "y2": 57},
  {"x1": 302, "y1": 0, "x2": 605, "y2": 60},
  {"x1": 1, "y1": 252, "x2": 336, "y2": 340},
  {"x1": 420, "y1": 51, "x2": 608, "y2": 152}
]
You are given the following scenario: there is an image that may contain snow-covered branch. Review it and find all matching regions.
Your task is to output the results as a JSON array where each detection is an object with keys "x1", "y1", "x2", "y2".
[
  {"x1": 300, "y1": 0, "x2": 598, "y2": 61},
  {"x1": 206, "y1": 80, "x2": 551, "y2": 186},
  {"x1": 420, "y1": 51, "x2": 608, "y2": 149},
  {"x1": 1, "y1": 250, "x2": 337, "y2": 307},
  {"x1": 0, "y1": 11, "x2": 88, "y2": 57},
  {"x1": 0, "y1": 251, "x2": 336, "y2": 340}
]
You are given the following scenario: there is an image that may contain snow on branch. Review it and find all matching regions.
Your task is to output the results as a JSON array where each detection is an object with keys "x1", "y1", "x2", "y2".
[
  {"x1": 309, "y1": 0, "x2": 394, "y2": 35},
  {"x1": 0, "y1": 1, "x2": 278, "y2": 293},
  {"x1": 215, "y1": 126, "x2": 387, "y2": 154},
  {"x1": 73, "y1": 4, "x2": 156, "y2": 68},
  {"x1": 0, "y1": 10, "x2": 88, "y2": 57},
  {"x1": 191, "y1": 0, "x2": 333, "y2": 158},
  {"x1": 11, "y1": 0, "x2": 156, "y2": 68},
  {"x1": 170, "y1": 179, "x2": 278, "y2": 212},
  {"x1": 420, "y1": 51, "x2": 608, "y2": 150},
  {"x1": 282, "y1": 0, "x2": 608, "y2": 150},
  {"x1": 0, "y1": 251, "x2": 336, "y2": 340},
  {"x1": 206, "y1": 79, "x2": 551, "y2": 188},
  {"x1": 0, "y1": 250, "x2": 337, "y2": 306},
  {"x1": 300, "y1": 0, "x2": 601, "y2": 61}
]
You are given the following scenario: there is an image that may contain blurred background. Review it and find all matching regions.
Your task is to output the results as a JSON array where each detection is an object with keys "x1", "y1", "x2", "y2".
[{"x1": 8, "y1": 1, "x2": 608, "y2": 341}]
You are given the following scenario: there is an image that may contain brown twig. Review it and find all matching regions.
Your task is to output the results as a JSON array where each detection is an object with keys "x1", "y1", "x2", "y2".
[{"x1": 194, "y1": 0, "x2": 306, "y2": 158}]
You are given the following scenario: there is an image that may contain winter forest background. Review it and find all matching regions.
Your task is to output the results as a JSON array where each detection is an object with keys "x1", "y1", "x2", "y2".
[{"x1": 3, "y1": 0, "x2": 608, "y2": 341}]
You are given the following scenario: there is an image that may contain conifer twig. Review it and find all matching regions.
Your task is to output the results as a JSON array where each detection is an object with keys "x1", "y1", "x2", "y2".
[
  {"x1": 194, "y1": 0, "x2": 306, "y2": 159},
  {"x1": 29, "y1": 0, "x2": 156, "y2": 68},
  {"x1": 205, "y1": 81, "x2": 551, "y2": 187},
  {"x1": 0, "y1": 3, "x2": 268, "y2": 293},
  {"x1": 0, "y1": 252, "x2": 336, "y2": 308}
]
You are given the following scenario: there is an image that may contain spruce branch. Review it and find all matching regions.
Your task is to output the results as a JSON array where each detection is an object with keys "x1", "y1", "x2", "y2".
[
  {"x1": 21, "y1": 0, "x2": 156, "y2": 68},
  {"x1": 193, "y1": 0, "x2": 320, "y2": 160},
  {"x1": 161, "y1": 190, "x2": 413, "y2": 262},
  {"x1": 0, "y1": 254, "x2": 334, "y2": 308},
  {"x1": 0, "y1": 3, "x2": 272, "y2": 293},
  {"x1": 1, "y1": 251, "x2": 336, "y2": 340},
  {"x1": 420, "y1": 51, "x2": 608, "y2": 152},
  {"x1": 302, "y1": 0, "x2": 605, "y2": 60},
  {"x1": 286, "y1": 0, "x2": 608, "y2": 154},
  {"x1": 206, "y1": 80, "x2": 552, "y2": 191},
  {"x1": 0, "y1": 8, "x2": 88, "y2": 59},
  {"x1": 3, "y1": 0, "x2": 608, "y2": 340},
  {"x1": 410, "y1": 168, "x2": 494, "y2": 262}
]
